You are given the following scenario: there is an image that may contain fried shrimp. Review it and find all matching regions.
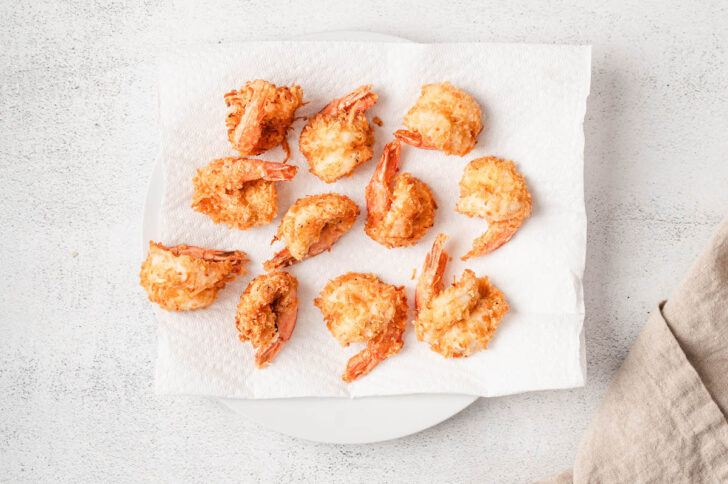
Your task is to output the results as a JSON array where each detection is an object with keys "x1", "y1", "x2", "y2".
[
  {"x1": 414, "y1": 234, "x2": 508, "y2": 358},
  {"x1": 456, "y1": 157, "x2": 532, "y2": 260},
  {"x1": 225, "y1": 80, "x2": 304, "y2": 157},
  {"x1": 139, "y1": 241, "x2": 247, "y2": 311},
  {"x1": 394, "y1": 82, "x2": 483, "y2": 156},
  {"x1": 263, "y1": 193, "x2": 359, "y2": 271},
  {"x1": 299, "y1": 85, "x2": 377, "y2": 183},
  {"x1": 235, "y1": 271, "x2": 299, "y2": 368},
  {"x1": 365, "y1": 140, "x2": 437, "y2": 248},
  {"x1": 315, "y1": 273, "x2": 408, "y2": 382},
  {"x1": 192, "y1": 157, "x2": 296, "y2": 230}
]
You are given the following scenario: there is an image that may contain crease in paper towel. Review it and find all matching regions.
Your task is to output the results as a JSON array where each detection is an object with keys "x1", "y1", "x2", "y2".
[{"x1": 154, "y1": 41, "x2": 591, "y2": 399}]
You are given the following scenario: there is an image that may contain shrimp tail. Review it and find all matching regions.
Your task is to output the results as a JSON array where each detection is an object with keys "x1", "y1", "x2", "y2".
[
  {"x1": 321, "y1": 85, "x2": 377, "y2": 116},
  {"x1": 393, "y1": 129, "x2": 437, "y2": 150},
  {"x1": 231, "y1": 80, "x2": 271, "y2": 153},
  {"x1": 342, "y1": 325, "x2": 404, "y2": 382},
  {"x1": 366, "y1": 140, "x2": 400, "y2": 217},
  {"x1": 415, "y1": 234, "x2": 449, "y2": 313},
  {"x1": 264, "y1": 223, "x2": 351, "y2": 271},
  {"x1": 342, "y1": 347, "x2": 382, "y2": 383},
  {"x1": 166, "y1": 243, "x2": 248, "y2": 264},
  {"x1": 255, "y1": 338, "x2": 285, "y2": 368},
  {"x1": 231, "y1": 159, "x2": 296, "y2": 183},
  {"x1": 258, "y1": 161, "x2": 297, "y2": 181},
  {"x1": 263, "y1": 248, "x2": 297, "y2": 271},
  {"x1": 254, "y1": 302, "x2": 298, "y2": 368},
  {"x1": 377, "y1": 140, "x2": 401, "y2": 186},
  {"x1": 462, "y1": 218, "x2": 524, "y2": 260}
]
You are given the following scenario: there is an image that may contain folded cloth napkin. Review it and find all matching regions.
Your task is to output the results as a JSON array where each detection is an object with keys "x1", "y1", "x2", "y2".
[{"x1": 538, "y1": 217, "x2": 728, "y2": 483}]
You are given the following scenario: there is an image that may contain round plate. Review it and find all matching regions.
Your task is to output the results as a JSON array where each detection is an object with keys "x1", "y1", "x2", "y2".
[{"x1": 142, "y1": 30, "x2": 477, "y2": 444}]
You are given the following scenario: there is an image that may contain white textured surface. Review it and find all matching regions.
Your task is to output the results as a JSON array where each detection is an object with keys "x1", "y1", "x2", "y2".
[
  {"x1": 1, "y1": 1, "x2": 727, "y2": 482},
  {"x1": 156, "y1": 42, "x2": 589, "y2": 399}
]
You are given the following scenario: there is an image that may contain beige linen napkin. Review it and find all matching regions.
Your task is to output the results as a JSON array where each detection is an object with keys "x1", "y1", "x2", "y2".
[{"x1": 539, "y1": 217, "x2": 728, "y2": 483}]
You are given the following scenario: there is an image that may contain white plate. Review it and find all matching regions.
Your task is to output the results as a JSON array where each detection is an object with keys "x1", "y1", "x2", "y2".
[{"x1": 143, "y1": 30, "x2": 476, "y2": 444}]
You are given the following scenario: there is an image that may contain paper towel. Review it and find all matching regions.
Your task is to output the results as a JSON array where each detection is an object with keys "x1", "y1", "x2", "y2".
[{"x1": 154, "y1": 42, "x2": 591, "y2": 398}]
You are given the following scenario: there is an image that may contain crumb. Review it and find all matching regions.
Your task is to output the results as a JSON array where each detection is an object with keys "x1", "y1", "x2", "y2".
[
  {"x1": 373, "y1": 116, "x2": 383, "y2": 127},
  {"x1": 411, "y1": 268, "x2": 416, "y2": 280},
  {"x1": 71, "y1": 251, "x2": 78, "y2": 258}
]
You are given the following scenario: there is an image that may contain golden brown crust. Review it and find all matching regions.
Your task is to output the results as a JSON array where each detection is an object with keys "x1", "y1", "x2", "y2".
[
  {"x1": 270, "y1": 193, "x2": 359, "y2": 262},
  {"x1": 139, "y1": 241, "x2": 247, "y2": 311},
  {"x1": 314, "y1": 272, "x2": 408, "y2": 381},
  {"x1": 396, "y1": 82, "x2": 483, "y2": 156},
  {"x1": 300, "y1": 112, "x2": 374, "y2": 183},
  {"x1": 366, "y1": 172, "x2": 437, "y2": 248},
  {"x1": 192, "y1": 157, "x2": 296, "y2": 230},
  {"x1": 299, "y1": 86, "x2": 377, "y2": 183},
  {"x1": 365, "y1": 140, "x2": 437, "y2": 248},
  {"x1": 235, "y1": 271, "x2": 299, "y2": 367},
  {"x1": 415, "y1": 270, "x2": 508, "y2": 358},
  {"x1": 414, "y1": 235, "x2": 508, "y2": 358},
  {"x1": 225, "y1": 80, "x2": 304, "y2": 155},
  {"x1": 455, "y1": 157, "x2": 532, "y2": 259}
]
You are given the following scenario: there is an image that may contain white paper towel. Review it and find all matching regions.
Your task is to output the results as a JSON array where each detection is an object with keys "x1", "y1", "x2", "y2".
[{"x1": 154, "y1": 41, "x2": 591, "y2": 398}]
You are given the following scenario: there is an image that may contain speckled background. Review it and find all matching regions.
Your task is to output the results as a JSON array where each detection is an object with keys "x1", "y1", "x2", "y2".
[{"x1": 1, "y1": 1, "x2": 727, "y2": 482}]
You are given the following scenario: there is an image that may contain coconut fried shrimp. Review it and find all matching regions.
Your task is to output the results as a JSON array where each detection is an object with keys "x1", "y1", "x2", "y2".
[
  {"x1": 315, "y1": 273, "x2": 408, "y2": 382},
  {"x1": 263, "y1": 193, "x2": 359, "y2": 271},
  {"x1": 414, "y1": 234, "x2": 508, "y2": 358},
  {"x1": 365, "y1": 140, "x2": 437, "y2": 248},
  {"x1": 192, "y1": 157, "x2": 296, "y2": 230},
  {"x1": 455, "y1": 157, "x2": 532, "y2": 260},
  {"x1": 225, "y1": 80, "x2": 304, "y2": 157},
  {"x1": 235, "y1": 271, "x2": 299, "y2": 368},
  {"x1": 299, "y1": 85, "x2": 377, "y2": 183},
  {"x1": 139, "y1": 241, "x2": 247, "y2": 311},
  {"x1": 394, "y1": 82, "x2": 483, "y2": 156}
]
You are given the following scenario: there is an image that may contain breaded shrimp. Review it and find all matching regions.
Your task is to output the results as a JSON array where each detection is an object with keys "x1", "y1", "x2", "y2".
[
  {"x1": 394, "y1": 82, "x2": 483, "y2": 156},
  {"x1": 299, "y1": 85, "x2": 377, "y2": 183},
  {"x1": 192, "y1": 157, "x2": 296, "y2": 230},
  {"x1": 315, "y1": 273, "x2": 408, "y2": 382},
  {"x1": 414, "y1": 234, "x2": 508, "y2": 358},
  {"x1": 456, "y1": 157, "x2": 532, "y2": 259},
  {"x1": 365, "y1": 140, "x2": 437, "y2": 248},
  {"x1": 263, "y1": 193, "x2": 359, "y2": 271},
  {"x1": 140, "y1": 241, "x2": 247, "y2": 311},
  {"x1": 225, "y1": 80, "x2": 304, "y2": 158},
  {"x1": 236, "y1": 271, "x2": 299, "y2": 368}
]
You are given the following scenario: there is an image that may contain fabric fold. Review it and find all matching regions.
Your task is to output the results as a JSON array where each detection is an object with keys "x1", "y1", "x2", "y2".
[
  {"x1": 539, "y1": 216, "x2": 728, "y2": 483},
  {"x1": 663, "y1": 218, "x2": 728, "y2": 417}
]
